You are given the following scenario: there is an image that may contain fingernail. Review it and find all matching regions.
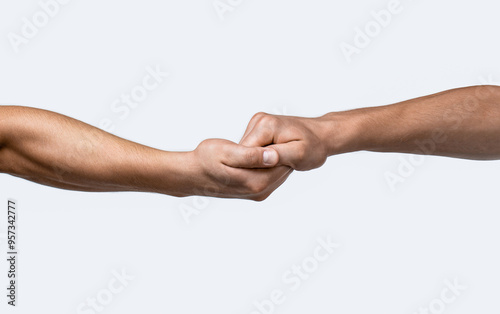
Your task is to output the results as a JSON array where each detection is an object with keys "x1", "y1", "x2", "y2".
[{"x1": 263, "y1": 149, "x2": 278, "y2": 165}]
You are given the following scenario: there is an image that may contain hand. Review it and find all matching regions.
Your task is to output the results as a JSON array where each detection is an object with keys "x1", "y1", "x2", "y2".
[
  {"x1": 187, "y1": 138, "x2": 293, "y2": 201},
  {"x1": 239, "y1": 112, "x2": 330, "y2": 171}
]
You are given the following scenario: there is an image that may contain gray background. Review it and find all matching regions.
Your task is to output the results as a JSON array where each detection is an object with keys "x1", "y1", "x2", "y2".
[{"x1": 0, "y1": 0, "x2": 499, "y2": 313}]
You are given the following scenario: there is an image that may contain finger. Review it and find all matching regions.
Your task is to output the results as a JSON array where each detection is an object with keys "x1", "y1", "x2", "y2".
[
  {"x1": 239, "y1": 119, "x2": 258, "y2": 145},
  {"x1": 239, "y1": 165, "x2": 291, "y2": 183},
  {"x1": 214, "y1": 165, "x2": 291, "y2": 199},
  {"x1": 260, "y1": 166, "x2": 293, "y2": 197},
  {"x1": 242, "y1": 165, "x2": 293, "y2": 201},
  {"x1": 239, "y1": 112, "x2": 266, "y2": 145},
  {"x1": 266, "y1": 141, "x2": 305, "y2": 170},
  {"x1": 222, "y1": 142, "x2": 279, "y2": 168},
  {"x1": 240, "y1": 122, "x2": 275, "y2": 148}
]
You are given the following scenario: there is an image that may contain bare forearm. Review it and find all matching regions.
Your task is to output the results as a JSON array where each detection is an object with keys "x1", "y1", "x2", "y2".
[
  {"x1": 0, "y1": 106, "x2": 194, "y2": 195},
  {"x1": 0, "y1": 106, "x2": 290, "y2": 201},
  {"x1": 321, "y1": 85, "x2": 500, "y2": 159}
]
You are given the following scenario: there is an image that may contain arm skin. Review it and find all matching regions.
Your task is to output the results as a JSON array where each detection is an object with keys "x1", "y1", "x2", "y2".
[
  {"x1": 0, "y1": 106, "x2": 290, "y2": 201},
  {"x1": 240, "y1": 85, "x2": 500, "y2": 170},
  {"x1": 1, "y1": 85, "x2": 497, "y2": 201}
]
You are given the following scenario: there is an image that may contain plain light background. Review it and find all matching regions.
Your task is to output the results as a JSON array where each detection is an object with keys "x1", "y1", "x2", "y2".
[{"x1": 0, "y1": 0, "x2": 499, "y2": 313}]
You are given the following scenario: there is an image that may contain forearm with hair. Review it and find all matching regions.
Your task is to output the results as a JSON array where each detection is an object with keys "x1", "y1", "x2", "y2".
[
  {"x1": 0, "y1": 106, "x2": 193, "y2": 195},
  {"x1": 320, "y1": 85, "x2": 500, "y2": 159}
]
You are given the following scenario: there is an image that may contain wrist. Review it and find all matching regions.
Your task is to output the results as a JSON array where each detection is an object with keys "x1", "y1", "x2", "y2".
[
  {"x1": 151, "y1": 150, "x2": 201, "y2": 197},
  {"x1": 173, "y1": 150, "x2": 203, "y2": 196},
  {"x1": 314, "y1": 111, "x2": 365, "y2": 156}
]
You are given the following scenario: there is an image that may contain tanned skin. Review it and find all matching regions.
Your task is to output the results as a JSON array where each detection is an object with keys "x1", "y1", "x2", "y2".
[{"x1": 1, "y1": 85, "x2": 498, "y2": 200}]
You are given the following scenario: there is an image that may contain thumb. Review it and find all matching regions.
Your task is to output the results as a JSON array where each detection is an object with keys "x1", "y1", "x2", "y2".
[
  {"x1": 223, "y1": 145, "x2": 279, "y2": 168},
  {"x1": 266, "y1": 141, "x2": 305, "y2": 170}
]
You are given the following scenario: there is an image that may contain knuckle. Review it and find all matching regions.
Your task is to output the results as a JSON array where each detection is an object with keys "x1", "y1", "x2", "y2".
[
  {"x1": 247, "y1": 180, "x2": 267, "y2": 195},
  {"x1": 198, "y1": 139, "x2": 214, "y2": 151},
  {"x1": 259, "y1": 114, "x2": 279, "y2": 128},
  {"x1": 252, "y1": 112, "x2": 268, "y2": 121},
  {"x1": 251, "y1": 194, "x2": 268, "y2": 202}
]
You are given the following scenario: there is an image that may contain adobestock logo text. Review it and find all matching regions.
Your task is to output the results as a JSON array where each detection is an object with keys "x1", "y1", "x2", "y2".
[
  {"x1": 76, "y1": 268, "x2": 134, "y2": 314},
  {"x1": 8, "y1": 0, "x2": 73, "y2": 53},
  {"x1": 248, "y1": 235, "x2": 340, "y2": 314},
  {"x1": 98, "y1": 65, "x2": 169, "y2": 133},
  {"x1": 340, "y1": 0, "x2": 403, "y2": 63}
]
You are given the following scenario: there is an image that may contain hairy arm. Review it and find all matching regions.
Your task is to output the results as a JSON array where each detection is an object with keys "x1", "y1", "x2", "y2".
[
  {"x1": 0, "y1": 106, "x2": 289, "y2": 200},
  {"x1": 327, "y1": 85, "x2": 500, "y2": 159},
  {"x1": 241, "y1": 85, "x2": 500, "y2": 170}
]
